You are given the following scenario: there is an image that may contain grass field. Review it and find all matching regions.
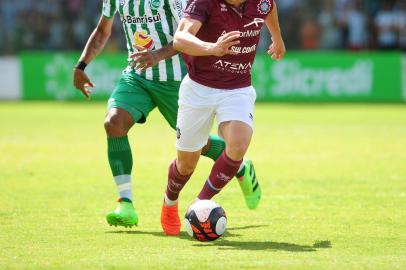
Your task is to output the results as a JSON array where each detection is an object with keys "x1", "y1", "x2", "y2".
[{"x1": 0, "y1": 102, "x2": 405, "y2": 270}]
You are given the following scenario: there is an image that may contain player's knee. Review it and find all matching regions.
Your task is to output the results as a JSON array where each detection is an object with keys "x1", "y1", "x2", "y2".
[
  {"x1": 176, "y1": 159, "x2": 197, "y2": 176},
  {"x1": 104, "y1": 114, "x2": 128, "y2": 137},
  {"x1": 226, "y1": 143, "x2": 248, "y2": 161}
]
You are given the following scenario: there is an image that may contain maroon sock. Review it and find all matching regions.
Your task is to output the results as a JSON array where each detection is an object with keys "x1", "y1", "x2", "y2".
[
  {"x1": 166, "y1": 160, "x2": 192, "y2": 201},
  {"x1": 198, "y1": 151, "x2": 243, "y2": 200}
]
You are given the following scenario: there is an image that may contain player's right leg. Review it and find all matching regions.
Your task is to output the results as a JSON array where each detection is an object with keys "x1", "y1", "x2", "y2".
[
  {"x1": 148, "y1": 80, "x2": 228, "y2": 167},
  {"x1": 161, "y1": 150, "x2": 200, "y2": 235},
  {"x1": 105, "y1": 70, "x2": 155, "y2": 228},
  {"x1": 161, "y1": 77, "x2": 216, "y2": 235}
]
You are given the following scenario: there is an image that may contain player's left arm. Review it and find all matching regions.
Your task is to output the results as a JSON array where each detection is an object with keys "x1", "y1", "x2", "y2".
[{"x1": 265, "y1": 1, "x2": 286, "y2": 61}]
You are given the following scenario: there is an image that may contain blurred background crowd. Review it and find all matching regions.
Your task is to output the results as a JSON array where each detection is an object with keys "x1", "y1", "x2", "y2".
[{"x1": 0, "y1": 0, "x2": 405, "y2": 55}]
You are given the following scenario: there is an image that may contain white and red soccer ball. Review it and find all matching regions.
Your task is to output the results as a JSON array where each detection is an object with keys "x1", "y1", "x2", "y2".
[{"x1": 184, "y1": 200, "x2": 227, "y2": 242}]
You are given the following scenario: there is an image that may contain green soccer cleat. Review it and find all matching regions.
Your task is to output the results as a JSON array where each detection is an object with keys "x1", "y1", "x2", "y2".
[
  {"x1": 237, "y1": 160, "x2": 262, "y2": 210},
  {"x1": 106, "y1": 198, "x2": 138, "y2": 228}
]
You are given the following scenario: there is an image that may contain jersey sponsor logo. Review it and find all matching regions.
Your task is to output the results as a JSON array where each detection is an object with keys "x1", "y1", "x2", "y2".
[
  {"x1": 121, "y1": 13, "x2": 161, "y2": 24},
  {"x1": 212, "y1": 60, "x2": 252, "y2": 74},
  {"x1": 244, "y1": 18, "x2": 265, "y2": 28},
  {"x1": 149, "y1": 0, "x2": 161, "y2": 10},
  {"x1": 174, "y1": 0, "x2": 184, "y2": 19},
  {"x1": 134, "y1": 30, "x2": 155, "y2": 49},
  {"x1": 221, "y1": 29, "x2": 260, "y2": 38},
  {"x1": 231, "y1": 44, "x2": 257, "y2": 54},
  {"x1": 257, "y1": 0, "x2": 272, "y2": 15}
]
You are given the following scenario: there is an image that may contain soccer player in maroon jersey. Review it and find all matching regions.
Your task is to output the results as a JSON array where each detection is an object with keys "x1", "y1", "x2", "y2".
[{"x1": 160, "y1": 0, "x2": 285, "y2": 235}]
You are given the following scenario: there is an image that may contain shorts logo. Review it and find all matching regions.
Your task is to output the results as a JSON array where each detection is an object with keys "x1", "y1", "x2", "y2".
[
  {"x1": 249, "y1": 113, "x2": 254, "y2": 120},
  {"x1": 149, "y1": 0, "x2": 161, "y2": 10},
  {"x1": 257, "y1": 0, "x2": 272, "y2": 15},
  {"x1": 176, "y1": 127, "x2": 181, "y2": 139}
]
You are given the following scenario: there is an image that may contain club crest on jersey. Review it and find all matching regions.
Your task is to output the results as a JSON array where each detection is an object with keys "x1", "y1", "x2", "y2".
[
  {"x1": 257, "y1": 0, "x2": 272, "y2": 15},
  {"x1": 149, "y1": 0, "x2": 161, "y2": 10},
  {"x1": 220, "y1": 3, "x2": 228, "y2": 12}
]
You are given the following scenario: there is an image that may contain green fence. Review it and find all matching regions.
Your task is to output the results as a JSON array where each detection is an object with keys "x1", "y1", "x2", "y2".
[
  {"x1": 21, "y1": 52, "x2": 126, "y2": 100},
  {"x1": 252, "y1": 52, "x2": 404, "y2": 102},
  {"x1": 20, "y1": 52, "x2": 405, "y2": 102}
]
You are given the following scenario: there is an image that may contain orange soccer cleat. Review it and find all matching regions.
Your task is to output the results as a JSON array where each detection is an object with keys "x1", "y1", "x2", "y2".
[{"x1": 161, "y1": 202, "x2": 181, "y2": 236}]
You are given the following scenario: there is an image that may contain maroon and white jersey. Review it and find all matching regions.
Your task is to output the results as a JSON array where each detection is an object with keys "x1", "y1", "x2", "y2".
[{"x1": 182, "y1": 0, "x2": 274, "y2": 89}]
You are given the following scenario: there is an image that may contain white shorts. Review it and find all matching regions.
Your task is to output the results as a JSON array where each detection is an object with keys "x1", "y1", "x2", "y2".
[{"x1": 176, "y1": 75, "x2": 256, "y2": 152}]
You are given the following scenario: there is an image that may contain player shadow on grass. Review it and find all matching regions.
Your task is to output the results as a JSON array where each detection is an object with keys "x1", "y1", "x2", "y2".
[
  {"x1": 193, "y1": 239, "x2": 332, "y2": 252},
  {"x1": 106, "y1": 227, "x2": 332, "y2": 252},
  {"x1": 217, "y1": 225, "x2": 332, "y2": 252}
]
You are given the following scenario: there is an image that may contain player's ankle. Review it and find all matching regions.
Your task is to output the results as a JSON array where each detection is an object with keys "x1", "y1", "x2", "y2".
[{"x1": 164, "y1": 194, "x2": 178, "y2": 206}]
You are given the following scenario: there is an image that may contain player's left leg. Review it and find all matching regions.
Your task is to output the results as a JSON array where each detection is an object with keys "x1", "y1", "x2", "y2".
[
  {"x1": 198, "y1": 121, "x2": 252, "y2": 199},
  {"x1": 104, "y1": 108, "x2": 139, "y2": 228},
  {"x1": 104, "y1": 71, "x2": 156, "y2": 228},
  {"x1": 202, "y1": 135, "x2": 261, "y2": 209},
  {"x1": 197, "y1": 85, "x2": 261, "y2": 205},
  {"x1": 149, "y1": 80, "x2": 261, "y2": 209}
]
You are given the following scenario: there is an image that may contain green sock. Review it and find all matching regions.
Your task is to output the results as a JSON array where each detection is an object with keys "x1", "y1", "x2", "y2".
[
  {"x1": 108, "y1": 136, "x2": 133, "y2": 200},
  {"x1": 203, "y1": 135, "x2": 226, "y2": 161}
]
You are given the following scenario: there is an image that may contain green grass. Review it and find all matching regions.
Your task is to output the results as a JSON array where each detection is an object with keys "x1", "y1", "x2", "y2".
[{"x1": 0, "y1": 102, "x2": 405, "y2": 270}]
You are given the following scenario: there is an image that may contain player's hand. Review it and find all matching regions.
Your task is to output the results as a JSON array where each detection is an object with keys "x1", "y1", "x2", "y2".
[
  {"x1": 211, "y1": 31, "x2": 240, "y2": 57},
  {"x1": 268, "y1": 37, "x2": 286, "y2": 61},
  {"x1": 73, "y1": 68, "x2": 95, "y2": 98},
  {"x1": 129, "y1": 44, "x2": 160, "y2": 72}
]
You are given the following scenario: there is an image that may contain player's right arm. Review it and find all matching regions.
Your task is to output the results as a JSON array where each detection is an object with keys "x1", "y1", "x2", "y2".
[
  {"x1": 73, "y1": 16, "x2": 113, "y2": 98},
  {"x1": 173, "y1": 17, "x2": 240, "y2": 57},
  {"x1": 173, "y1": 0, "x2": 239, "y2": 57}
]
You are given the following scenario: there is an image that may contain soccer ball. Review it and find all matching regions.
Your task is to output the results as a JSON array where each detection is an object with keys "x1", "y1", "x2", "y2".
[{"x1": 184, "y1": 200, "x2": 227, "y2": 241}]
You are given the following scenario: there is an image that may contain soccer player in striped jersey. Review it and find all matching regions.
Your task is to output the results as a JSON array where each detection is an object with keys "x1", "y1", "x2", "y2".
[{"x1": 73, "y1": 0, "x2": 261, "y2": 228}]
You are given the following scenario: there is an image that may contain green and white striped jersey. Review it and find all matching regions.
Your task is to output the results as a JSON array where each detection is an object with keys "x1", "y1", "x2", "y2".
[{"x1": 103, "y1": 0, "x2": 187, "y2": 81}]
